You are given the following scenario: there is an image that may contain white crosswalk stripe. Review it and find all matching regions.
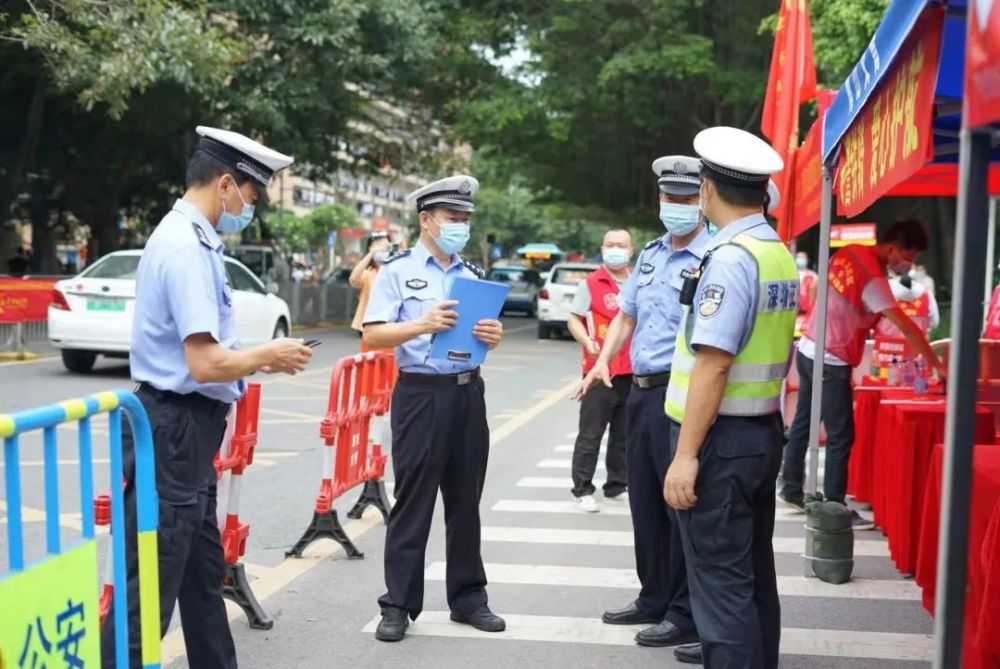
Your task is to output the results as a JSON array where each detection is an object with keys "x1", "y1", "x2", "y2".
[
  {"x1": 362, "y1": 612, "x2": 933, "y2": 661},
  {"x1": 480, "y1": 526, "x2": 889, "y2": 556},
  {"x1": 491, "y1": 498, "x2": 852, "y2": 523},
  {"x1": 425, "y1": 562, "x2": 920, "y2": 600}
]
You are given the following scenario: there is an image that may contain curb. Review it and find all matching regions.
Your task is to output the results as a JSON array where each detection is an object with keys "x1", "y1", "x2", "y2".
[{"x1": 0, "y1": 351, "x2": 40, "y2": 362}]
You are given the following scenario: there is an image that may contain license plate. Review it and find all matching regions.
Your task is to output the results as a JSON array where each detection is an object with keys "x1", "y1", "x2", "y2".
[{"x1": 86, "y1": 298, "x2": 125, "y2": 312}]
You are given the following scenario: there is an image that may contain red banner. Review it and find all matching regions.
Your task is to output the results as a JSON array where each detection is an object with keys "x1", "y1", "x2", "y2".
[
  {"x1": 966, "y1": 0, "x2": 1000, "y2": 128},
  {"x1": 0, "y1": 278, "x2": 58, "y2": 324},
  {"x1": 789, "y1": 115, "x2": 823, "y2": 238},
  {"x1": 762, "y1": 0, "x2": 818, "y2": 237},
  {"x1": 835, "y1": 8, "x2": 944, "y2": 218}
]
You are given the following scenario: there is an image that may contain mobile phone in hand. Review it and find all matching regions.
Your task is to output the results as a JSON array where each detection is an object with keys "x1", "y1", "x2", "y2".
[{"x1": 304, "y1": 339, "x2": 322, "y2": 348}]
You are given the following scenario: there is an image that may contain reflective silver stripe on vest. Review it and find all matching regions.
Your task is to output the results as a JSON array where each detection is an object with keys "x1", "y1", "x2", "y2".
[
  {"x1": 718, "y1": 395, "x2": 781, "y2": 416},
  {"x1": 671, "y1": 355, "x2": 787, "y2": 383}
]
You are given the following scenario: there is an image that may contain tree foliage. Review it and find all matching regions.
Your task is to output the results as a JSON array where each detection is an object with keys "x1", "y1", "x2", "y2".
[{"x1": 265, "y1": 204, "x2": 359, "y2": 254}]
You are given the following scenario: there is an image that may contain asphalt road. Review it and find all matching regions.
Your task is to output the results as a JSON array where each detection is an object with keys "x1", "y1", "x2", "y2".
[{"x1": 0, "y1": 319, "x2": 932, "y2": 668}]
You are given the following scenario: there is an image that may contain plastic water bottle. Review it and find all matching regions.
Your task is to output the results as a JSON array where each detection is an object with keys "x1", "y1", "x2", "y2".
[
  {"x1": 914, "y1": 359, "x2": 929, "y2": 394},
  {"x1": 901, "y1": 358, "x2": 916, "y2": 387},
  {"x1": 887, "y1": 357, "x2": 900, "y2": 386}
]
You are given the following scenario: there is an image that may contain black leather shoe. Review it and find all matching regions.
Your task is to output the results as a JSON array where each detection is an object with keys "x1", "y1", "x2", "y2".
[
  {"x1": 674, "y1": 642, "x2": 703, "y2": 664},
  {"x1": 375, "y1": 607, "x2": 409, "y2": 642},
  {"x1": 635, "y1": 620, "x2": 698, "y2": 647},
  {"x1": 601, "y1": 602, "x2": 660, "y2": 625},
  {"x1": 450, "y1": 605, "x2": 506, "y2": 632}
]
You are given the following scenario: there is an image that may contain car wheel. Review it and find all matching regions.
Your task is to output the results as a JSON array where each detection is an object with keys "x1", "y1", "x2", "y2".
[
  {"x1": 62, "y1": 350, "x2": 97, "y2": 373},
  {"x1": 528, "y1": 298, "x2": 538, "y2": 318},
  {"x1": 273, "y1": 318, "x2": 289, "y2": 340},
  {"x1": 537, "y1": 323, "x2": 551, "y2": 339}
]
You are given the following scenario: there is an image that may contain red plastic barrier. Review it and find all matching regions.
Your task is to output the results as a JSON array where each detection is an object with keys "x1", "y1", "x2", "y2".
[
  {"x1": 287, "y1": 350, "x2": 396, "y2": 560},
  {"x1": 315, "y1": 351, "x2": 394, "y2": 513},
  {"x1": 215, "y1": 383, "x2": 261, "y2": 566}
]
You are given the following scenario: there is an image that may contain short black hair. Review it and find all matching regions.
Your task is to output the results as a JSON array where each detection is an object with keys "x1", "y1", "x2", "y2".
[
  {"x1": 881, "y1": 219, "x2": 929, "y2": 253},
  {"x1": 707, "y1": 177, "x2": 768, "y2": 209},
  {"x1": 185, "y1": 150, "x2": 252, "y2": 191}
]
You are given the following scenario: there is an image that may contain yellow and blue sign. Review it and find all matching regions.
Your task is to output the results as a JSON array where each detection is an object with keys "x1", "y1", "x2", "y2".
[{"x1": 0, "y1": 390, "x2": 161, "y2": 669}]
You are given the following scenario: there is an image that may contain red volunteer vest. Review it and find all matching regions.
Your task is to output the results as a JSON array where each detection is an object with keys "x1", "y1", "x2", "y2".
[
  {"x1": 986, "y1": 286, "x2": 1000, "y2": 339},
  {"x1": 805, "y1": 244, "x2": 885, "y2": 366},
  {"x1": 875, "y1": 291, "x2": 931, "y2": 337},
  {"x1": 582, "y1": 265, "x2": 633, "y2": 377}
]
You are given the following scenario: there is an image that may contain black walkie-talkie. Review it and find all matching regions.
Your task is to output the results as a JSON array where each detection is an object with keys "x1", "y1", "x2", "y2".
[{"x1": 680, "y1": 249, "x2": 715, "y2": 307}]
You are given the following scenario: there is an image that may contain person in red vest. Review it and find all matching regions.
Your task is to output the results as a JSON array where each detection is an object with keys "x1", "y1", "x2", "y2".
[
  {"x1": 875, "y1": 272, "x2": 940, "y2": 338},
  {"x1": 780, "y1": 220, "x2": 946, "y2": 529},
  {"x1": 566, "y1": 228, "x2": 634, "y2": 512},
  {"x1": 986, "y1": 279, "x2": 1000, "y2": 339}
]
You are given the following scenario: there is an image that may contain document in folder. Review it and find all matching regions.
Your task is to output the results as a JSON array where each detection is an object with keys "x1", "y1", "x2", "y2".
[{"x1": 429, "y1": 276, "x2": 510, "y2": 365}]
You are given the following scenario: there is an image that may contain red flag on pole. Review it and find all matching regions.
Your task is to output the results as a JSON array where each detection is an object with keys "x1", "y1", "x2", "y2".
[{"x1": 761, "y1": 0, "x2": 818, "y2": 239}]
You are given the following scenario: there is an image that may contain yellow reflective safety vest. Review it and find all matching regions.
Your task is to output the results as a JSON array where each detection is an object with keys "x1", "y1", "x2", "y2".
[{"x1": 665, "y1": 233, "x2": 798, "y2": 422}]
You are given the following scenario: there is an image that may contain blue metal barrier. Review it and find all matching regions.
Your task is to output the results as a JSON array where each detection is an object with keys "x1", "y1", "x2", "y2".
[{"x1": 0, "y1": 390, "x2": 161, "y2": 668}]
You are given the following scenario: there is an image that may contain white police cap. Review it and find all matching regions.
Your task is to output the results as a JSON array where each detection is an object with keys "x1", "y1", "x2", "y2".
[
  {"x1": 651, "y1": 155, "x2": 701, "y2": 196},
  {"x1": 767, "y1": 179, "x2": 780, "y2": 214},
  {"x1": 693, "y1": 126, "x2": 783, "y2": 188},
  {"x1": 195, "y1": 126, "x2": 294, "y2": 189},
  {"x1": 407, "y1": 175, "x2": 480, "y2": 213}
]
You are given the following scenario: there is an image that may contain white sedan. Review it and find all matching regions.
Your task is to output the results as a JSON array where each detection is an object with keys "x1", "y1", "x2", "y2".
[{"x1": 48, "y1": 250, "x2": 292, "y2": 373}]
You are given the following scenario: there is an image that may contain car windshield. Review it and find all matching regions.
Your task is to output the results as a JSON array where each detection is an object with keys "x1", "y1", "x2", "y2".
[
  {"x1": 81, "y1": 255, "x2": 141, "y2": 280},
  {"x1": 551, "y1": 267, "x2": 594, "y2": 285},
  {"x1": 489, "y1": 269, "x2": 527, "y2": 283}
]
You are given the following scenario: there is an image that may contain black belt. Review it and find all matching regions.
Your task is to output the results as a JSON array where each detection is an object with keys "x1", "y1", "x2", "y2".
[
  {"x1": 136, "y1": 383, "x2": 231, "y2": 417},
  {"x1": 633, "y1": 372, "x2": 670, "y2": 389},
  {"x1": 398, "y1": 368, "x2": 481, "y2": 386}
]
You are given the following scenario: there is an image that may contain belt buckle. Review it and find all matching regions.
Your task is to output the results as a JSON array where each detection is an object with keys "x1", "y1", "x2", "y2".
[
  {"x1": 457, "y1": 372, "x2": 472, "y2": 385},
  {"x1": 636, "y1": 376, "x2": 650, "y2": 389}
]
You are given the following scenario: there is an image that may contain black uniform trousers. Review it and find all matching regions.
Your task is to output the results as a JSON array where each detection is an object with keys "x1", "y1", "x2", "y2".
[
  {"x1": 781, "y1": 350, "x2": 855, "y2": 504},
  {"x1": 671, "y1": 414, "x2": 783, "y2": 669},
  {"x1": 571, "y1": 374, "x2": 630, "y2": 498},
  {"x1": 378, "y1": 373, "x2": 490, "y2": 619},
  {"x1": 627, "y1": 382, "x2": 694, "y2": 631},
  {"x1": 101, "y1": 386, "x2": 237, "y2": 669}
]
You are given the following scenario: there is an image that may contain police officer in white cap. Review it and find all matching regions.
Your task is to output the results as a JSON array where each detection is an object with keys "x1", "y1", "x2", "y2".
[
  {"x1": 102, "y1": 127, "x2": 312, "y2": 668},
  {"x1": 576, "y1": 156, "x2": 708, "y2": 648},
  {"x1": 363, "y1": 175, "x2": 506, "y2": 642},
  {"x1": 662, "y1": 128, "x2": 797, "y2": 667}
]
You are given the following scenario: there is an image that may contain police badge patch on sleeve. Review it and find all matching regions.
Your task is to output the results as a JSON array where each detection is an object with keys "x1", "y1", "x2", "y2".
[{"x1": 698, "y1": 284, "x2": 726, "y2": 318}]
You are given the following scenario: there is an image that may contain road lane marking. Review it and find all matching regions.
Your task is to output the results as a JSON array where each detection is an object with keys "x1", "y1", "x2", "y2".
[
  {"x1": 361, "y1": 612, "x2": 933, "y2": 660},
  {"x1": 259, "y1": 407, "x2": 324, "y2": 421},
  {"x1": 261, "y1": 395, "x2": 328, "y2": 401},
  {"x1": 424, "y1": 562, "x2": 920, "y2": 600},
  {"x1": 156, "y1": 375, "x2": 581, "y2": 663},
  {"x1": 479, "y1": 526, "x2": 889, "y2": 556},
  {"x1": 492, "y1": 497, "x2": 863, "y2": 524},
  {"x1": 0, "y1": 500, "x2": 108, "y2": 535}
]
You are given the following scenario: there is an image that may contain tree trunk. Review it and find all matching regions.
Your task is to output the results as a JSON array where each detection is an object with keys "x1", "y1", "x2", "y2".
[{"x1": 0, "y1": 77, "x2": 46, "y2": 227}]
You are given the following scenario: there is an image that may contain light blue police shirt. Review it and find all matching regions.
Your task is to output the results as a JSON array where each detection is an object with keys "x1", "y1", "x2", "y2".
[
  {"x1": 130, "y1": 199, "x2": 243, "y2": 403},
  {"x1": 617, "y1": 226, "x2": 712, "y2": 374},
  {"x1": 686, "y1": 213, "x2": 777, "y2": 355},
  {"x1": 362, "y1": 241, "x2": 482, "y2": 374}
]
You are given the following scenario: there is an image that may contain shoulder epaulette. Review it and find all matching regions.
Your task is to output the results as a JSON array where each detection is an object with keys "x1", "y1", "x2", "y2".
[
  {"x1": 383, "y1": 249, "x2": 411, "y2": 265},
  {"x1": 643, "y1": 238, "x2": 660, "y2": 251},
  {"x1": 192, "y1": 222, "x2": 214, "y2": 250},
  {"x1": 463, "y1": 258, "x2": 486, "y2": 279}
]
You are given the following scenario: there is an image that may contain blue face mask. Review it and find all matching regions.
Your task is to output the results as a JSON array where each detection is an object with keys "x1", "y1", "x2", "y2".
[
  {"x1": 434, "y1": 220, "x2": 470, "y2": 255},
  {"x1": 217, "y1": 185, "x2": 255, "y2": 234},
  {"x1": 659, "y1": 202, "x2": 700, "y2": 236},
  {"x1": 602, "y1": 247, "x2": 630, "y2": 268}
]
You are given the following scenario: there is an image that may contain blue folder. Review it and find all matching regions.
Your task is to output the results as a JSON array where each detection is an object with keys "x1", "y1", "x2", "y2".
[{"x1": 429, "y1": 276, "x2": 510, "y2": 365}]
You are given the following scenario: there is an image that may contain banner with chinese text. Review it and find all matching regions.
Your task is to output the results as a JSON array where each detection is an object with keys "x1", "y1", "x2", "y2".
[
  {"x1": 831, "y1": 223, "x2": 877, "y2": 248},
  {"x1": 0, "y1": 278, "x2": 58, "y2": 324},
  {"x1": 966, "y1": 0, "x2": 1000, "y2": 128},
  {"x1": 789, "y1": 115, "x2": 823, "y2": 238},
  {"x1": 835, "y1": 8, "x2": 944, "y2": 218},
  {"x1": 0, "y1": 542, "x2": 100, "y2": 668}
]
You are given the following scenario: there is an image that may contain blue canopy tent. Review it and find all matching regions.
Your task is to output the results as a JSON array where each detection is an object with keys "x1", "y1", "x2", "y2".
[{"x1": 811, "y1": 1, "x2": 1000, "y2": 665}]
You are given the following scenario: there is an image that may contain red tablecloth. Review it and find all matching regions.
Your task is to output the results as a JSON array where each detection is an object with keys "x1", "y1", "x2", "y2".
[
  {"x1": 916, "y1": 444, "x2": 1000, "y2": 668},
  {"x1": 977, "y1": 501, "x2": 1000, "y2": 657},
  {"x1": 875, "y1": 401, "x2": 996, "y2": 575},
  {"x1": 848, "y1": 385, "x2": 921, "y2": 503}
]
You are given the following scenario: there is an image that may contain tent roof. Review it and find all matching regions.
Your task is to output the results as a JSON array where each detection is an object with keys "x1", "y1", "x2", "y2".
[{"x1": 822, "y1": 0, "x2": 999, "y2": 165}]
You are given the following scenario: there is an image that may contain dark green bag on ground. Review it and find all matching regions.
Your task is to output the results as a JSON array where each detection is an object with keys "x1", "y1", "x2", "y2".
[{"x1": 806, "y1": 500, "x2": 854, "y2": 584}]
